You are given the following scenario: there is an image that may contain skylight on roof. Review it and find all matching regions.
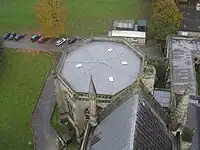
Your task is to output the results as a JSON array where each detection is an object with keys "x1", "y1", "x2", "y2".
[
  {"x1": 108, "y1": 76, "x2": 114, "y2": 82},
  {"x1": 121, "y1": 61, "x2": 128, "y2": 65},
  {"x1": 76, "y1": 64, "x2": 82, "y2": 68},
  {"x1": 107, "y1": 48, "x2": 113, "y2": 52}
]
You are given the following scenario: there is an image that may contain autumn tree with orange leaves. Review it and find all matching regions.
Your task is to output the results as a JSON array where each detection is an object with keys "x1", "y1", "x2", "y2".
[{"x1": 35, "y1": 0, "x2": 67, "y2": 37}]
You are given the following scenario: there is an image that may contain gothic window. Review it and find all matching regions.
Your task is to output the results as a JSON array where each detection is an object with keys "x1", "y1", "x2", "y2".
[{"x1": 84, "y1": 108, "x2": 90, "y2": 120}]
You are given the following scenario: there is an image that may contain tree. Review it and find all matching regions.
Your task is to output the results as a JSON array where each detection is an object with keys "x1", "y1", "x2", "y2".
[
  {"x1": 150, "y1": 0, "x2": 182, "y2": 40},
  {"x1": 35, "y1": 0, "x2": 67, "y2": 37}
]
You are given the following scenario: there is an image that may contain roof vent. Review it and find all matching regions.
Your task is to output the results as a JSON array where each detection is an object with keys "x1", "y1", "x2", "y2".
[
  {"x1": 108, "y1": 76, "x2": 114, "y2": 82},
  {"x1": 107, "y1": 48, "x2": 113, "y2": 52},
  {"x1": 76, "y1": 64, "x2": 82, "y2": 68},
  {"x1": 121, "y1": 61, "x2": 128, "y2": 65}
]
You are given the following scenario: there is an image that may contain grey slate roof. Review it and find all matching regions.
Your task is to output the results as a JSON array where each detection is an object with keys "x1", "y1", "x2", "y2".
[
  {"x1": 167, "y1": 36, "x2": 200, "y2": 150},
  {"x1": 61, "y1": 40, "x2": 143, "y2": 95},
  {"x1": 153, "y1": 89, "x2": 171, "y2": 107},
  {"x1": 86, "y1": 83, "x2": 175, "y2": 150},
  {"x1": 167, "y1": 36, "x2": 198, "y2": 95},
  {"x1": 86, "y1": 93, "x2": 139, "y2": 150},
  {"x1": 188, "y1": 95, "x2": 200, "y2": 150}
]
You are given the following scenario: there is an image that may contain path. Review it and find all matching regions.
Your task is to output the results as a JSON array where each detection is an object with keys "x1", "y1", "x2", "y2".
[
  {"x1": 3, "y1": 36, "x2": 163, "y2": 150},
  {"x1": 32, "y1": 52, "x2": 62, "y2": 150},
  {"x1": 32, "y1": 73, "x2": 58, "y2": 150}
]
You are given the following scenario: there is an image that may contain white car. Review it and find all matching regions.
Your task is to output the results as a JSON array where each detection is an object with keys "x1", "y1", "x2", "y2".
[{"x1": 55, "y1": 38, "x2": 67, "y2": 47}]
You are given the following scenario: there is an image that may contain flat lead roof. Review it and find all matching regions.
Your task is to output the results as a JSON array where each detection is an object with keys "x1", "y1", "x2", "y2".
[
  {"x1": 61, "y1": 41, "x2": 142, "y2": 95},
  {"x1": 169, "y1": 37, "x2": 198, "y2": 95}
]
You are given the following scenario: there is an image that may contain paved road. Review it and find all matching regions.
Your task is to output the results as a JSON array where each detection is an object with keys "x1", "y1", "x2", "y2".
[
  {"x1": 4, "y1": 35, "x2": 63, "y2": 52},
  {"x1": 3, "y1": 36, "x2": 163, "y2": 150},
  {"x1": 32, "y1": 53, "x2": 62, "y2": 150},
  {"x1": 32, "y1": 71, "x2": 58, "y2": 150},
  {"x1": 4, "y1": 36, "x2": 63, "y2": 150}
]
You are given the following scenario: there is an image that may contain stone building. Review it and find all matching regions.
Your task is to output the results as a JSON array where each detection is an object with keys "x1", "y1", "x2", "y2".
[
  {"x1": 53, "y1": 35, "x2": 200, "y2": 150},
  {"x1": 81, "y1": 78, "x2": 178, "y2": 150},
  {"x1": 165, "y1": 36, "x2": 200, "y2": 150},
  {"x1": 54, "y1": 37, "x2": 157, "y2": 142}
]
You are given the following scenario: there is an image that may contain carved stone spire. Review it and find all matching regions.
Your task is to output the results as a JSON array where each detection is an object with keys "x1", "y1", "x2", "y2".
[
  {"x1": 170, "y1": 86, "x2": 190, "y2": 133},
  {"x1": 88, "y1": 76, "x2": 97, "y2": 127}
]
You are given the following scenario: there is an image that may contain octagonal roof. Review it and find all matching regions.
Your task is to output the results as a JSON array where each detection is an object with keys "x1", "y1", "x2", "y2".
[{"x1": 57, "y1": 37, "x2": 144, "y2": 95}]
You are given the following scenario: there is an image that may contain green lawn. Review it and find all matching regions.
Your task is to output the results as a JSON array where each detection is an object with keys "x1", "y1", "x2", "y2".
[
  {"x1": 0, "y1": 50, "x2": 52, "y2": 150},
  {"x1": 0, "y1": 0, "x2": 37, "y2": 35},
  {"x1": 51, "y1": 105, "x2": 67, "y2": 134},
  {"x1": 0, "y1": 0, "x2": 143, "y2": 36}
]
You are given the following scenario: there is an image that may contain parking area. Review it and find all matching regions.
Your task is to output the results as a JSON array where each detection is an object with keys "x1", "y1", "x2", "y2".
[
  {"x1": 3, "y1": 33, "x2": 82, "y2": 52},
  {"x1": 179, "y1": 1, "x2": 200, "y2": 32}
]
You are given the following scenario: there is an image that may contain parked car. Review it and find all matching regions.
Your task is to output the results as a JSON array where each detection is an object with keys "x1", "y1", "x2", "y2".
[
  {"x1": 8, "y1": 32, "x2": 17, "y2": 40},
  {"x1": 3, "y1": 32, "x2": 11, "y2": 40},
  {"x1": 55, "y1": 38, "x2": 67, "y2": 46},
  {"x1": 68, "y1": 37, "x2": 77, "y2": 44},
  {"x1": 31, "y1": 34, "x2": 41, "y2": 42},
  {"x1": 38, "y1": 37, "x2": 50, "y2": 44},
  {"x1": 14, "y1": 34, "x2": 26, "y2": 41}
]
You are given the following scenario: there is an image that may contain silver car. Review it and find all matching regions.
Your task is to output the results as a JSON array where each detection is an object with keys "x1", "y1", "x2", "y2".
[{"x1": 55, "y1": 38, "x2": 67, "y2": 47}]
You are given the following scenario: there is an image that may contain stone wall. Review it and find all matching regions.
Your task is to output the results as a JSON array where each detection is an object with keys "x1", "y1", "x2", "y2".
[{"x1": 141, "y1": 65, "x2": 156, "y2": 94}]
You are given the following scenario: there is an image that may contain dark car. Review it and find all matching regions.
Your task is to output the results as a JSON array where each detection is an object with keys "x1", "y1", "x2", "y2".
[
  {"x1": 8, "y1": 33, "x2": 17, "y2": 40},
  {"x1": 38, "y1": 37, "x2": 50, "y2": 44},
  {"x1": 14, "y1": 34, "x2": 26, "y2": 41},
  {"x1": 68, "y1": 37, "x2": 77, "y2": 44},
  {"x1": 31, "y1": 34, "x2": 41, "y2": 42},
  {"x1": 3, "y1": 32, "x2": 11, "y2": 40}
]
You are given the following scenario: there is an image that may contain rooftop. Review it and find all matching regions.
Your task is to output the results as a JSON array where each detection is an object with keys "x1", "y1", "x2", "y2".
[
  {"x1": 59, "y1": 37, "x2": 144, "y2": 95},
  {"x1": 167, "y1": 36, "x2": 198, "y2": 95},
  {"x1": 113, "y1": 20, "x2": 135, "y2": 30},
  {"x1": 153, "y1": 89, "x2": 171, "y2": 107},
  {"x1": 87, "y1": 92, "x2": 138, "y2": 150},
  {"x1": 109, "y1": 30, "x2": 146, "y2": 38},
  {"x1": 179, "y1": 1, "x2": 200, "y2": 32},
  {"x1": 167, "y1": 36, "x2": 200, "y2": 149},
  {"x1": 86, "y1": 81, "x2": 174, "y2": 150}
]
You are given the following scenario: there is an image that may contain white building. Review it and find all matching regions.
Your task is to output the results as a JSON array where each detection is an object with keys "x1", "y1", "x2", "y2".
[{"x1": 108, "y1": 20, "x2": 147, "y2": 46}]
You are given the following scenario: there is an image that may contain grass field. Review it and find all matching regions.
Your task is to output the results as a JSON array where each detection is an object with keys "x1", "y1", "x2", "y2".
[
  {"x1": 0, "y1": 0, "x2": 144, "y2": 36},
  {"x1": 0, "y1": 50, "x2": 52, "y2": 150}
]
